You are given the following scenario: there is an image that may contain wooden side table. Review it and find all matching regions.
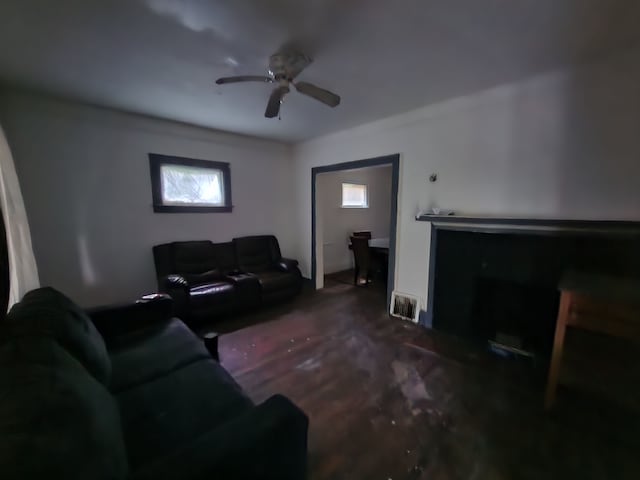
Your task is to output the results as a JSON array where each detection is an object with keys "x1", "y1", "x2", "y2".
[{"x1": 545, "y1": 272, "x2": 640, "y2": 409}]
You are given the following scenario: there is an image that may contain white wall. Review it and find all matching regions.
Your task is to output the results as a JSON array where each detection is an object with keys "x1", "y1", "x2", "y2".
[
  {"x1": 3, "y1": 46, "x2": 640, "y2": 311},
  {"x1": 0, "y1": 91, "x2": 295, "y2": 307},
  {"x1": 293, "y1": 46, "x2": 640, "y2": 310},
  {"x1": 318, "y1": 166, "x2": 392, "y2": 274}
]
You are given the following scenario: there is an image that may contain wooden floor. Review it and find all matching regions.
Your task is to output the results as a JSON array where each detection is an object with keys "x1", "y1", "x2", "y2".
[{"x1": 204, "y1": 273, "x2": 640, "y2": 480}]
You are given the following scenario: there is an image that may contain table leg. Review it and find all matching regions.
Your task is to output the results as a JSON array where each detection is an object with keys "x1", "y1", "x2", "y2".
[{"x1": 545, "y1": 291, "x2": 571, "y2": 410}]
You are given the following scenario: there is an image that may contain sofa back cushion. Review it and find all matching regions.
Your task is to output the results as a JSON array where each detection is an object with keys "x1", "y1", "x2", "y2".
[
  {"x1": 0, "y1": 337, "x2": 128, "y2": 479},
  {"x1": 5, "y1": 287, "x2": 111, "y2": 385},
  {"x1": 171, "y1": 241, "x2": 218, "y2": 274},
  {"x1": 152, "y1": 243, "x2": 173, "y2": 278},
  {"x1": 234, "y1": 236, "x2": 282, "y2": 272},
  {"x1": 212, "y1": 241, "x2": 237, "y2": 273}
]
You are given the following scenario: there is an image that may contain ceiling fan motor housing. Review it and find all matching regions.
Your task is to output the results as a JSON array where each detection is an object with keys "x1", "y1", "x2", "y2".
[
  {"x1": 268, "y1": 50, "x2": 312, "y2": 80},
  {"x1": 215, "y1": 48, "x2": 340, "y2": 118}
]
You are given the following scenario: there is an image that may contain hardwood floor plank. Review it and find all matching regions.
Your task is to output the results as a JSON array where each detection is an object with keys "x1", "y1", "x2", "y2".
[{"x1": 200, "y1": 273, "x2": 640, "y2": 480}]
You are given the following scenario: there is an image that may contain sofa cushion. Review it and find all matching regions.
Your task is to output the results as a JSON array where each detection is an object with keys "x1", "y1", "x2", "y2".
[
  {"x1": 117, "y1": 358, "x2": 253, "y2": 470},
  {"x1": 130, "y1": 395, "x2": 309, "y2": 480},
  {"x1": 172, "y1": 241, "x2": 217, "y2": 274},
  {"x1": 108, "y1": 318, "x2": 211, "y2": 393},
  {"x1": 5, "y1": 287, "x2": 111, "y2": 385},
  {"x1": 189, "y1": 281, "x2": 236, "y2": 309},
  {"x1": 211, "y1": 241, "x2": 238, "y2": 273},
  {"x1": 255, "y1": 270, "x2": 301, "y2": 293},
  {"x1": 234, "y1": 236, "x2": 279, "y2": 272},
  {"x1": 183, "y1": 269, "x2": 223, "y2": 285},
  {"x1": 0, "y1": 337, "x2": 128, "y2": 479}
]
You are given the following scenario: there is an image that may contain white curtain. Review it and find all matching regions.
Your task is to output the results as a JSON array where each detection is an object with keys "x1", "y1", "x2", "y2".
[{"x1": 0, "y1": 124, "x2": 39, "y2": 309}]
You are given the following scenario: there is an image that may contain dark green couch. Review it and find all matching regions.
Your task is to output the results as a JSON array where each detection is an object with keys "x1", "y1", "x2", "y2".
[{"x1": 0, "y1": 288, "x2": 308, "y2": 479}]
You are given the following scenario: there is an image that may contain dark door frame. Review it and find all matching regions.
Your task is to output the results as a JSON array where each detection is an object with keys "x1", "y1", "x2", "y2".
[{"x1": 311, "y1": 153, "x2": 400, "y2": 308}]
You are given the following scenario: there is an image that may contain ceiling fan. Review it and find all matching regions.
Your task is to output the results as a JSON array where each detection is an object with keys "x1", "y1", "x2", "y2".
[{"x1": 215, "y1": 49, "x2": 341, "y2": 119}]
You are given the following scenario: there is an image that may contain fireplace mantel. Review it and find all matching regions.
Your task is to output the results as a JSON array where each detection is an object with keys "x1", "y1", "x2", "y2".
[{"x1": 416, "y1": 214, "x2": 640, "y2": 236}]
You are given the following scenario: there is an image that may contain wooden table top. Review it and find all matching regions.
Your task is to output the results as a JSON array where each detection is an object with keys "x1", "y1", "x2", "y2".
[
  {"x1": 348, "y1": 237, "x2": 389, "y2": 252},
  {"x1": 560, "y1": 271, "x2": 640, "y2": 306},
  {"x1": 369, "y1": 237, "x2": 389, "y2": 249}
]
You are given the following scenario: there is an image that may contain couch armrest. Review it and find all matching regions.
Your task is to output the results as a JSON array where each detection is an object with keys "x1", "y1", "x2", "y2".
[
  {"x1": 276, "y1": 257, "x2": 299, "y2": 273},
  {"x1": 160, "y1": 274, "x2": 190, "y2": 289},
  {"x1": 132, "y1": 394, "x2": 308, "y2": 480},
  {"x1": 87, "y1": 296, "x2": 174, "y2": 340},
  {"x1": 158, "y1": 274, "x2": 191, "y2": 319}
]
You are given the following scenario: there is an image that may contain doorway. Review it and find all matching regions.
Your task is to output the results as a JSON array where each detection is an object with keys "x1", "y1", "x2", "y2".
[{"x1": 311, "y1": 154, "x2": 400, "y2": 308}]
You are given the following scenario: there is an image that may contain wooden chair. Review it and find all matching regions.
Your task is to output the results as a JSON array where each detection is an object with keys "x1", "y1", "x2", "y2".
[
  {"x1": 350, "y1": 236, "x2": 373, "y2": 286},
  {"x1": 545, "y1": 272, "x2": 640, "y2": 409},
  {"x1": 352, "y1": 231, "x2": 372, "y2": 239}
]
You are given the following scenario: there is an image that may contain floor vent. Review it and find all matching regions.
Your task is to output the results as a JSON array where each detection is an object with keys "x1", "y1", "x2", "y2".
[{"x1": 390, "y1": 292, "x2": 420, "y2": 323}]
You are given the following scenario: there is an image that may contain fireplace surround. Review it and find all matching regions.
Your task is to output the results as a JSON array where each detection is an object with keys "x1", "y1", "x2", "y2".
[{"x1": 418, "y1": 215, "x2": 640, "y2": 360}]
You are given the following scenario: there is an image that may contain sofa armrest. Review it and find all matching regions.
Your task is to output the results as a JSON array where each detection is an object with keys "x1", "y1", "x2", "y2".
[
  {"x1": 87, "y1": 296, "x2": 174, "y2": 340},
  {"x1": 276, "y1": 257, "x2": 299, "y2": 273},
  {"x1": 132, "y1": 394, "x2": 308, "y2": 480},
  {"x1": 158, "y1": 274, "x2": 191, "y2": 319},
  {"x1": 160, "y1": 274, "x2": 190, "y2": 289}
]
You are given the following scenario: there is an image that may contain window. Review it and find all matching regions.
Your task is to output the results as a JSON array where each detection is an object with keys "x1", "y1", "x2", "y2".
[
  {"x1": 341, "y1": 183, "x2": 368, "y2": 208},
  {"x1": 149, "y1": 154, "x2": 232, "y2": 213}
]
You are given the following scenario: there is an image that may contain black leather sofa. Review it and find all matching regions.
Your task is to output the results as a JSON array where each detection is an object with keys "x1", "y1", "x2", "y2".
[
  {"x1": 153, "y1": 235, "x2": 302, "y2": 324},
  {"x1": 0, "y1": 287, "x2": 308, "y2": 479}
]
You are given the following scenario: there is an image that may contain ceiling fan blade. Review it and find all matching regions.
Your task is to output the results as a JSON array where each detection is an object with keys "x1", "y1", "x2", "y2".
[
  {"x1": 265, "y1": 86, "x2": 289, "y2": 118},
  {"x1": 215, "y1": 75, "x2": 274, "y2": 85},
  {"x1": 294, "y1": 81, "x2": 340, "y2": 107}
]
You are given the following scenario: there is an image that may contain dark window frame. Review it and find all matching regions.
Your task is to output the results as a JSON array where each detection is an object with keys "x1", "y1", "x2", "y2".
[{"x1": 149, "y1": 153, "x2": 233, "y2": 213}]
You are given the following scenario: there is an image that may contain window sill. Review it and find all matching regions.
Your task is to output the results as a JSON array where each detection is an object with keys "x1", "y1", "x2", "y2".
[
  {"x1": 153, "y1": 205, "x2": 233, "y2": 213},
  {"x1": 340, "y1": 206, "x2": 369, "y2": 209}
]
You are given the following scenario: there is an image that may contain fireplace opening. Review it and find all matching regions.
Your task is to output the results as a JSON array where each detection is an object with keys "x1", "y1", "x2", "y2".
[
  {"x1": 472, "y1": 277, "x2": 559, "y2": 361},
  {"x1": 429, "y1": 224, "x2": 640, "y2": 367}
]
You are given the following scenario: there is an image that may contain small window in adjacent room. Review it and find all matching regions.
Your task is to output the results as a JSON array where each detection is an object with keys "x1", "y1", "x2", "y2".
[
  {"x1": 149, "y1": 154, "x2": 232, "y2": 213},
  {"x1": 341, "y1": 183, "x2": 368, "y2": 208}
]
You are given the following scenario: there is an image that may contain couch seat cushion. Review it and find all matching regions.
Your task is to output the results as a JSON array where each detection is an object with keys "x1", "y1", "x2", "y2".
[
  {"x1": 108, "y1": 318, "x2": 210, "y2": 393},
  {"x1": 5, "y1": 287, "x2": 111, "y2": 385},
  {"x1": 189, "y1": 281, "x2": 235, "y2": 308},
  {"x1": 255, "y1": 270, "x2": 300, "y2": 293},
  {"x1": 116, "y1": 358, "x2": 253, "y2": 470},
  {"x1": 0, "y1": 337, "x2": 128, "y2": 479}
]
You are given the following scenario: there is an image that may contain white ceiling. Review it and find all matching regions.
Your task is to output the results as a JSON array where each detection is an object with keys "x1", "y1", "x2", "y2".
[{"x1": 1, "y1": 0, "x2": 639, "y2": 143}]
